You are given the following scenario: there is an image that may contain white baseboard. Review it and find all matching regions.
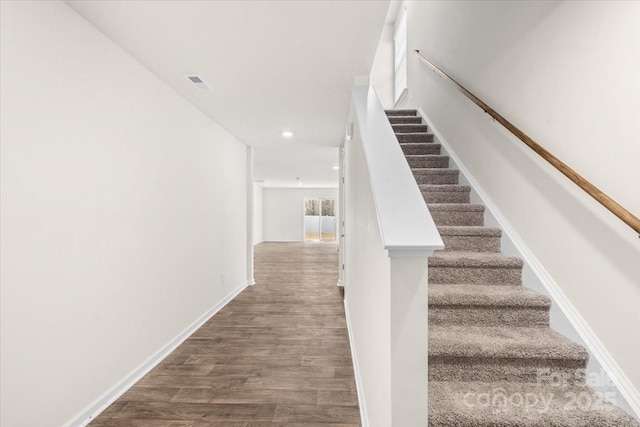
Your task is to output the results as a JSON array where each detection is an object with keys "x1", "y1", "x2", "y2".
[
  {"x1": 343, "y1": 298, "x2": 369, "y2": 427},
  {"x1": 394, "y1": 88, "x2": 408, "y2": 109},
  {"x1": 416, "y1": 106, "x2": 640, "y2": 420},
  {"x1": 66, "y1": 280, "x2": 250, "y2": 427}
]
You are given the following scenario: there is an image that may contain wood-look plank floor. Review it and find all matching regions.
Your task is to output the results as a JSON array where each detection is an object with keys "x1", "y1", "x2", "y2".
[{"x1": 90, "y1": 242, "x2": 359, "y2": 427}]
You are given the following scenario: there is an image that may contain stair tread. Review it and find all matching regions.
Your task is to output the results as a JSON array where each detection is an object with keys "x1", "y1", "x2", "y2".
[
  {"x1": 385, "y1": 109, "x2": 416, "y2": 116},
  {"x1": 428, "y1": 203, "x2": 485, "y2": 212},
  {"x1": 393, "y1": 124, "x2": 428, "y2": 131},
  {"x1": 429, "y1": 284, "x2": 551, "y2": 307},
  {"x1": 438, "y1": 226, "x2": 501, "y2": 237},
  {"x1": 397, "y1": 132, "x2": 431, "y2": 136},
  {"x1": 397, "y1": 133, "x2": 435, "y2": 143},
  {"x1": 421, "y1": 185, "x2": 471, "y2": 193},
  {"x1": 430, "y1": 325, "x2": 588, "y2": 360},
  {"x1": 414, "y1": 168, "x2": 458, "y2": 173},
  {"x1": 400, "y1": 141, "x2": 439, "y2": 146},
  {"x1": 407, "y1": 155, "x2": 449, "y2": 159},
  {"x1": 429, "y1": 251, "x2": 523, "y2": 268},
  {"x1": 429, "y1": 381, "x2": 639, "y2": 427}
]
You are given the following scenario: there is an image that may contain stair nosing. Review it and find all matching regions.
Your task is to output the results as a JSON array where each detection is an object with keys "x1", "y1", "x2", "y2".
[
  {"x1": 429, "y1": 284, "x2": 551, "y2": 308},
  {"x1": 429, "y1": 251, "x2": 523, "y2": 268},
  {"x1": 429, "y1": 325, "x2": 588, "y2": 361}
]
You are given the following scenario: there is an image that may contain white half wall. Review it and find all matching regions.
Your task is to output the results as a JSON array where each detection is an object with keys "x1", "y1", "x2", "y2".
[
  {"x1": 262, "y1": 188, "x2": 338, "y2": 242},
  {"x1": 0, "y1": 2, "x2": 249, "y2": 426},
  {"x1": 344, "y1": 124, "x2": 392, "y2": 427},
  {"x1": 398, "y1": 0, "x2": 640, "y2": 396},
  {"x1": 253, "y1": 183, "x2": 264, "y2": 245}
]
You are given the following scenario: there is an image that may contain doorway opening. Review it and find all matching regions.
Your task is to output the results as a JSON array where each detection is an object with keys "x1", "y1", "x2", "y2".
[{"x1": 304, "y1": 199, "x2": 336, "y2": 242}]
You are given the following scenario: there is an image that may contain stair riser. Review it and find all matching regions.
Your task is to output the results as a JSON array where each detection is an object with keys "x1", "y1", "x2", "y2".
[
  {"x1": 429, "y1": 266, "x2": 522, "y2": 285},
  {"x1": 386, "y1": 110, "x2": 416, "y2": 116},
  {"x1": 429, "y1": 306, "x2": 550, "y2": 327},
  {"x1": 389, "y1": 116, "x2": 422, "y2": 124},
  {"x1": 422, "y1": 191, "x2": 470, "y2": 204},
  {"x1": 397, "y1": 133, "x2": 434, "y2": 143},
  {"x1": 408, "y1": 157, "x2": 450, "y2": 168},
  {"x1": 430, "y1": 210, "x2": 484, "y2": 226},
  {"x1": 393, "y1": 124, "x2": 429, "y2": 133},
  {"x1": 440, "y1": 234, "x2": 501, "y2": 252},
  {"x1": 401, "y1": 143, "x2": 441, "y2": 155},
  {"x1": 429, "y1": 358, "x2": 586, "y2": 384},
  {"x1": 413, "y1": 171, "x2": 459, "y2": 185}
]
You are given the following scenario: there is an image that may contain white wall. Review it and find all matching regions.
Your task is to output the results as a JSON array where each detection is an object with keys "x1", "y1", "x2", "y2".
[
  {"x1": 253, "y1": 183, "x2": 264, "y2": 244},
  {"x1": 0, "y1": 2, "x2": 249, "y2": 426},
  {"x1": 370, "y1": 23, "x2": 396, "y2": 109},
  {"x1": 262, "y1": 188, "x2": 338, "y2": 242},
  {"x1": 395, "y1": 0, "x2": 640, "y2": 394},
  {"x1": 344, "y1": 124, "x2": 392, "y2": 427}
]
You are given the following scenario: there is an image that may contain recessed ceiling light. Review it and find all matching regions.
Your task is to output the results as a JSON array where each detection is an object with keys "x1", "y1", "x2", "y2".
[
  {"x1": 333, "y1": 166, "x2": 340, "y2": 170},
  {"x1": 282, "y1": 131, "x2": 294, "y2": 138}
]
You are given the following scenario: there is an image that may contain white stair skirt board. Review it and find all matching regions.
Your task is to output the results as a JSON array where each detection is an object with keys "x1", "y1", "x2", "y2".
[
  {"x1": 344, "y1": 298, "x2": 369, "y2": 427},
  {"x1": 66, "y1": 280, "x2": 252, "y2": 427},
  {"x1": 416, "y1": 106, "x2": 640, "y2": 420}
]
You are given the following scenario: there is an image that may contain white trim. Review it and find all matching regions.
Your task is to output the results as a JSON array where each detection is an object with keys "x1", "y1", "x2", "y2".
[
  {"x1": 352, "y1": 86, "x2": 443, "y2": 257},
  {"x1": 417, "y1": 106, "x2": 640, "y2": 420},
  {"x1": 66, "y1": 280, "x2": 250, "y2": 427},
  {"x1": 343, "y1": 298, "x2": 369, "y2": 427},
  {"x1": 247, "y1": 148, "x2": 255, "y2": 286},
  {"x1": 387, "y1": 246, "x2": 437, "y2": 258},
  {"x1": 393, "y1": 88, "x2": 408, "y2": 108},
  {"x1": 337, "y1": 279, "x2": 344, "y2": 287}
]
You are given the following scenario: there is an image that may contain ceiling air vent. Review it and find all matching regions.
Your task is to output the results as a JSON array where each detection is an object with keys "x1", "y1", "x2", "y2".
[{"x1": 185, "y1": 75, "x2": 210, "y2": 90}]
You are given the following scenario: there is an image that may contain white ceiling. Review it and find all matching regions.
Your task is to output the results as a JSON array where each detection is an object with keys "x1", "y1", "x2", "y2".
[
  {"x1": 254, "y1": 145, "x2": 339, "y2": 188},
  {"x1": 66, "y1": 0, "x2": 390, "y2": 149}
]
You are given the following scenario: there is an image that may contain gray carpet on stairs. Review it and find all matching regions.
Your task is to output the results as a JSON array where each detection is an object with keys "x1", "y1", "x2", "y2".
[{"x1": 385, "y1": 109, "x2": 639, "y2": 426}]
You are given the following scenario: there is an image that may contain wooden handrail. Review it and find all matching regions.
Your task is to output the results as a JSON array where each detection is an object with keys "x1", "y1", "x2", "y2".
[{"x1": 413, "y1": 50, "x2": 640, "y2": 235}]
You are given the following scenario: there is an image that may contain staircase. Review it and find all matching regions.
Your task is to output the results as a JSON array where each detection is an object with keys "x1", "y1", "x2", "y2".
[{"x1": 386, "y1": 109, "x2": 639, "y2": 426}]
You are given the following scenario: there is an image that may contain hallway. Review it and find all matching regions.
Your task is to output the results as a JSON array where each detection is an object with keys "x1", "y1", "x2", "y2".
[{"x1": 90, "y1": 242, "x2": 359, "y2": 426}]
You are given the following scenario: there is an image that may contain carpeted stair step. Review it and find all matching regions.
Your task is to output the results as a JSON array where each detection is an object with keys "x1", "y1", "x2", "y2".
[
  {"x1": 383, "y1": 107, "x2": 636, "y2": 426},
  {"x1": 429, "y1": 325, "x2": 588, "y2": 383},
  {"x1": 437, "y1": 226, "x2": 501, "y2": 252},
  {"x1": 393, "y1": 123, "x2": 429, "y2": 133},
  {"x1": 413, "y1": 169, "x2": 459, "y2": 185},
  {"x1": 428, "y1": 381, "x2": 640, "y2": 427},
  {"x1": 428, "y1": 203, "x2": 484, "y2": 226},
  {"x1": 400, "y1": 142, "x2": 441, "y2": 155},
  {"x1": 421, "y1": 185, "x2": 470, "y2": 203},
  {"x1": 429, "y1": 284, "x2": 551, "y2": 327},
  {"x1": 385, "y1": 109, "x2": 417, "y2": 116},
  {"x1": 429, "y1": 252, "x2": 523, "y2": 285},
  {"x1": 388, "y1": 116, "x2": 423, "y2": 124},
  {"x1": 397, "y1": 132, "x2": 435, "y2": 143},
  {"x1": 407, "y1": 155, "x2": 450, "y2": 169},
  {"x1": 401, "y1": 142, "x2": 441, "y2": 155}
]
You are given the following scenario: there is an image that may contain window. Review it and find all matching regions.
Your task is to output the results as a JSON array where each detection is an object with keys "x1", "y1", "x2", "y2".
[{"x1": 394, "y1": 9, "x2": 407, "y2": 104}]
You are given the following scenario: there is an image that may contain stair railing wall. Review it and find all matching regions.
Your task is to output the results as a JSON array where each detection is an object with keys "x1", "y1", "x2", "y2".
[
  {"x1": 342, "y1": 83, "x2": 443, "y2": 427},
  {"x1": 413, "y1": 50, "x2": 640, "y2": 236}
]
